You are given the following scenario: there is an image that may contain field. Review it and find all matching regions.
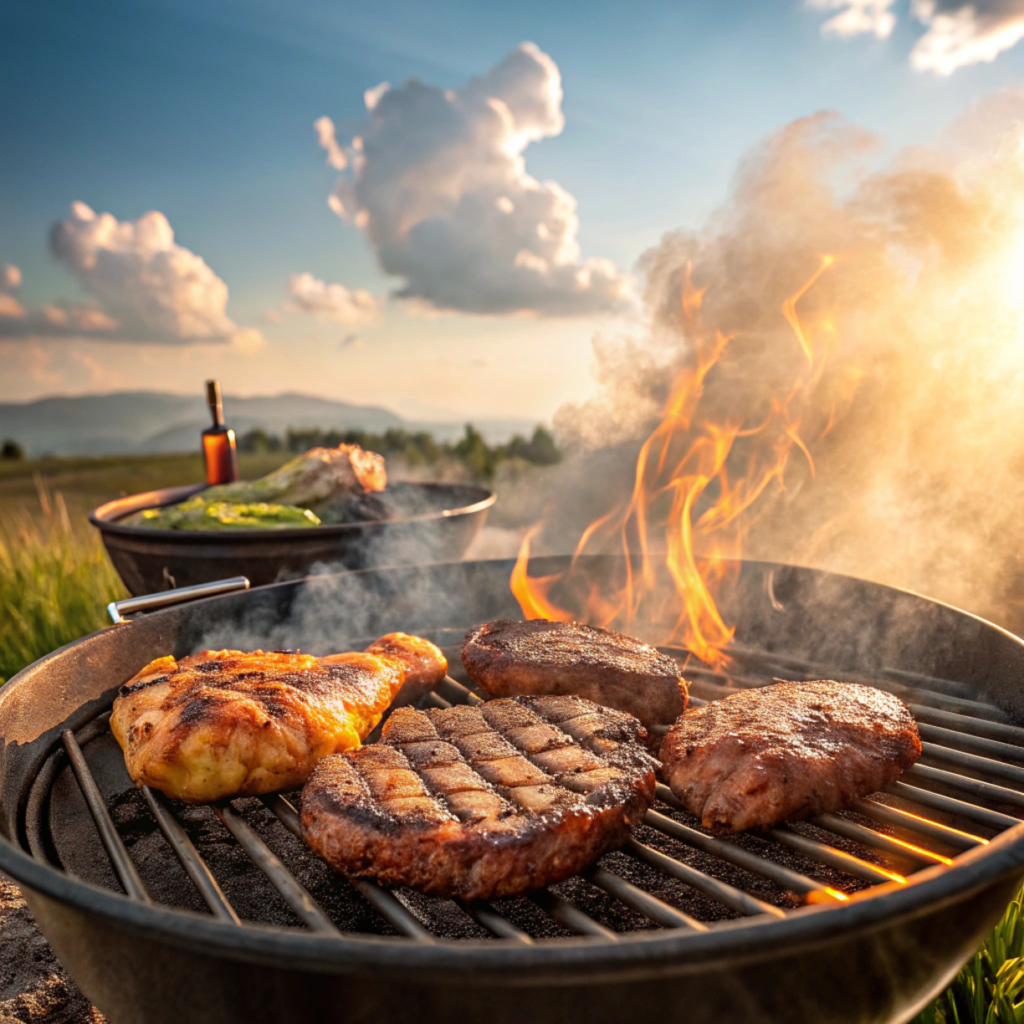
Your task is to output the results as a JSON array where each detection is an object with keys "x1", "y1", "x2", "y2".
[{"x1": 0, "y1": 452, "x2": 1021, "y2": 1020}]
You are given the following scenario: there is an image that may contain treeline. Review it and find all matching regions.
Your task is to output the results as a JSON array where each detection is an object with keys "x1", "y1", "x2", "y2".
[{"x1": 237, "y1": 424, "x2": 560, "y2": 479}]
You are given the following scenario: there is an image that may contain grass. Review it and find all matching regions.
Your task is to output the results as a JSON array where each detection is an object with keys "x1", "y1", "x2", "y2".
[
  {"x1": 913, "y1": 888, "x2": 1024, "y2": 1023},
  {"x1": 0, "y1": 479, "x2": 126, "y2": 683},
  {"x1": 0, "y1": 453, "x2": 1021, "y2": 1018}
]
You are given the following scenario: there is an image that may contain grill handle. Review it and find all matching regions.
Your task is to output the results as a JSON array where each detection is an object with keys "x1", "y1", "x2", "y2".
[{"x1": 108, "y1": 577, "x2": 250, "y2": 624}]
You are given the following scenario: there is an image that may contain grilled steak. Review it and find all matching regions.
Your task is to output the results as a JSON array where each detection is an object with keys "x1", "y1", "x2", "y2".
[
  {"x1": 461, "y1": 619, "x2": 688, "y2": 727},
  {"x1": 301, "y1": 695, "x2": 658, "y2": 899},
  {"x1": 660, "y1": 680, "x2": 922, "y2": 832},
  {"x1": 111, "y1": 633, "x2": 447, "y2": 803}
]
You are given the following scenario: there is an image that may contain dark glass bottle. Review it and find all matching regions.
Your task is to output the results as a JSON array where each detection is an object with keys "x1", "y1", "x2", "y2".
[{"x1": 202, "y1": 380, "x2": 239, "y2": 485}]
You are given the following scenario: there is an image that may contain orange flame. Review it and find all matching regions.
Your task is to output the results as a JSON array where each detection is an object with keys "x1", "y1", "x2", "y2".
[{"x1": 512, "y1": 256, "x2": 838, "y2": 665}]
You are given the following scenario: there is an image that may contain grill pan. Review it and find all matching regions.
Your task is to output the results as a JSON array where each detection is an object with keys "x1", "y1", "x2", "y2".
[
  {"x1": 2, "y1": 556, "x2": 1024, "y2": 1024},
  {"x1": 90, "y1": 480, "x2": 495, "y2": 594}
]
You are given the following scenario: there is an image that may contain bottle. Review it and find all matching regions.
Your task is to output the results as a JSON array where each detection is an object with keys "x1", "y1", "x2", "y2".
[{"x1": 202, "y1": 380, "x2": 239, "y2": 485}]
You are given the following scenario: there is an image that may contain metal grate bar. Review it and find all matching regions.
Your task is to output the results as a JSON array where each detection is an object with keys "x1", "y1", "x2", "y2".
[
  {"x1": 810, "y1": 813, "x2": 952, "y2": 866},
  {"x1": 766, "y1": 827, "x2": 906, "y2": 884},
  {"x1": 61, "y1": 730, "x2": 151, "y2": 903},
  {"x1": 903, "y1": 706, "x2": 1024, "y2": 746},
  {"x1": 881, "y1": 667, "x2": 979, "y2": 700},
  {"x1": 216, "y1": 804, "x2": 339, "y2": 935},
  {"x1": 263, "y1": 794, "x2": 437, "y2": 942},
  {"x1": 906, "y1": 698, "x2": 1008, "y2": 724},
  {"x1": 719, "y1": 645, "x2": 1009, "y2": 721},
  {"x1": 465, "y1": 902, "x2": 534, "y2": 943},
  {"x1": 919, "y1": 723, "x2": 1024, "y2": 764},
  {"x1": 905, "y1": 763, "x2": 1024, "y2": 810},
  {"x1": 528, "y1": 889, "x2": 619, "y2": 939},
  {"x1": 142, "y1": 787, "x2": 240, "y2": 924},
  {"x1": 422, "y1": 691, "x2": 454, "y2": 710},
  {"x1": 626, "y1": 838, "x2": 786, "y2": 919},
  {"x1": 921, "y1": 743, "x2": 1024, "y2": 788},
  {"x1": 586, "y1": 866, "x2": 707, "y2": 930},
  {"x1": 887, "y1": 780, "x2": 1020, "y2": 830},
  {"x1": 645, "y1": 805, "x2": 842, "y2": 901},
  {"x1": 436, "y1": 676, "x2": 484, "y2": 706},
  {"x1": 853, "y1": 797, "x2": 987, "y2": 850}
]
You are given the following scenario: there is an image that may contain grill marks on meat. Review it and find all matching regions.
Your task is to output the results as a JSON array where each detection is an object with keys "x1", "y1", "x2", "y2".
[
  {"x1": 301, "y1": 695, "x2": 657, "y2": 899},
  {"x1": 660, "y1": 680, "x2": 922, "y2": 832},
  {"x1": 111, "y1": 633, "x2": 447, "y2": 803},
  {"x1": 461, "y1": 619, "x2": 689, "y2": 727}
]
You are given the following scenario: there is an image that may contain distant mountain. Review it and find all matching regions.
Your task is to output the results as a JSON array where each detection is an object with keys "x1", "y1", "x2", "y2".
[{"x1": 0, "y1": 391, "x2": 538, "y2": 457}]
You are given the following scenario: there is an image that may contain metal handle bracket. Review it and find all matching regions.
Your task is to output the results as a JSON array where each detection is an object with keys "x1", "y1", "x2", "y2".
[{"x1": 108, "y1": 577, "x2": 250, "y2": 624}]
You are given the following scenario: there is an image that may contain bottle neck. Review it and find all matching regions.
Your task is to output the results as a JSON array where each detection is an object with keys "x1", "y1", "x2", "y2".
[{"x1": 208, "y1": 401, "x2": 224, "y2": 428}]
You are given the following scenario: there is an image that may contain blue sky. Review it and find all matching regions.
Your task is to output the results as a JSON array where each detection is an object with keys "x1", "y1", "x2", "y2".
[{"x1": 2, "y1": 0, "x2": 1023, "y2": 421}]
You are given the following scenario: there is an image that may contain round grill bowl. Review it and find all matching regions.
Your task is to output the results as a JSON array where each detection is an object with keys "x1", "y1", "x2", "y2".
[
  {"x1": 89, "y1": 481, "x2": 495, "y2": 594},
  {"x1": 2, "y1": 557, "x2": 1024, "y2": 1024}
]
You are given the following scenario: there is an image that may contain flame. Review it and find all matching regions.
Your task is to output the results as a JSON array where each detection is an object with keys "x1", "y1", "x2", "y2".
[
  {"x1": 510, "y1": 524, "x2": 573, "y2": 622},
  {"x1": 512, "y1": 256, "x2": 838, "y2": 665}
]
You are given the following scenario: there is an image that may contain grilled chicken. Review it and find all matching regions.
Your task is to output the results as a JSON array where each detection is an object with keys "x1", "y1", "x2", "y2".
[
  {"x1": 461, "y1": 619, "x2": 689, "y2": 728},
  {"x1": 301, "y1": 695, "x2": 657, "y2": 899},
  {"x1": 660, "y1": 680, "x2": 922, "y2": 832},
  {"x1": 111, "y1": 633, "x2": 447, "y2": 803}
]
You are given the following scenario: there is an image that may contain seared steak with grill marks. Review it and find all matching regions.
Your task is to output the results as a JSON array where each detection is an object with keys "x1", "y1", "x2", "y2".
[
  {"x1": 111, "y1": 634, "x2": 447, "y2": 803},
  {"x1": 300, "y1": 695, "x2": 657, "y2": 899},
  {"x1": 461, "y1": 619, "x2": 688, "y2": 727},
  {"x1": 660, "y1": 680, "x2": 922, "y2": 832}
]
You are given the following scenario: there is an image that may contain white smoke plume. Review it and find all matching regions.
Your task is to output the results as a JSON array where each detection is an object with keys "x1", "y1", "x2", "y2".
[
  {"x1": 315, "y1": 43, "x2": 632, "y2": 317},
  {"x1": 544, "y1": 93, "x2": 1024, "y2": 631}
]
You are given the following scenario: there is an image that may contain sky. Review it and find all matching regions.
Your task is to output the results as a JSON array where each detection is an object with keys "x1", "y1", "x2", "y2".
[{"x1": 2, "y1": 0, "x2": 1024, "y2": 424}]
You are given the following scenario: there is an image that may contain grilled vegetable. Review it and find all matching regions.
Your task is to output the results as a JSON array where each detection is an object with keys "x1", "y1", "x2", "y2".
[{"x1": 130, "y1": 497, "x2": 320, "y2": 530}]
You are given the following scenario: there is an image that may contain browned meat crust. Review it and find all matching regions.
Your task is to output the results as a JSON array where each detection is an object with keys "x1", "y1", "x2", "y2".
[
  {"x1": 461, "y1": 619, "x2": 688, "y2": 727},
  {"x1": 660, "y1": 680, "x2": 922, "y2": 832},
  {"x1": 301, "y1": 695, "x2": 657, "y2": 899},
  {"x1": 110, "y1": 633, "x2": 447, "y2": 803}
]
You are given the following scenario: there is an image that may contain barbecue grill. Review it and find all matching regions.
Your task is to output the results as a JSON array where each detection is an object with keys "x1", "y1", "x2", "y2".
[{"x1": 2, "y1": 556, "x2": 1024, "y2": 1024}]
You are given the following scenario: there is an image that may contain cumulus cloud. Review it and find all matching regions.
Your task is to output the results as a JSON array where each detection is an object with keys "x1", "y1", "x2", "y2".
[
  {"x1": 809, "y1": 0, "x2": 898, "y2": 37},
  {"x1": 315, "y1": 43, "x2": 632, "y2": 316},
  {"x1": 0, "y1": 261, "x2": 124, "y2": 337},
  {"x1": 1, "y1": 264, "x2": 21, "y2": 292},
  {"x1": 809, "y1": 0, "x2": 1024, "y2": 72},
  {"x1": 46, "y1": 201, "x2": 263, "y2": 348},
  {"x1": 0, "y1": 204, "x2": 264, "y2": 350},
  {"x1": 911, "y1": 0, "x2": 1024, "y2": 73},
  {"x1": 285, "y1": 272, "x2": 378, "y2": 324}
]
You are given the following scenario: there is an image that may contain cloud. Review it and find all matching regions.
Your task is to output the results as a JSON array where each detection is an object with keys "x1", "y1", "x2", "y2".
[
  {"x1": 0, "y1": 203, "x2": 265, "y2": 350},
  {"x1": 1, "y1": 264, "x2": 21, "y2": 292},
  {"x1": 285, "y1": 272, "x2": 378, "y2": 324},
  {"x1": 911, "y1": 0, "x2": 1024, "y2": 73},
  {"x1": 316, "y1": 43, "x2": 632, "y2": 317},
  {"x1": 809, "y1": 0, "x2": 898, "y2": 37},
  {"x1": 314, "y1": 116, "x2": 347, "y2": 170},
  {"x1": 809, "y1": 0, "x2": 1024, "y2": 72}
]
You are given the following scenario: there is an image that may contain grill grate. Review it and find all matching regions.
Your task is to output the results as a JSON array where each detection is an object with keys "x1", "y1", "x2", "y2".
[{"x1": 24, "y1": 640, "x2": 1024, "y2": 944}]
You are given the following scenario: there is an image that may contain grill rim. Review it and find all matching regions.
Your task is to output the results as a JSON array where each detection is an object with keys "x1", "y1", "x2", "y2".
[{"x1": 5, "y1": 557, "x2": 1024, "y2": 974}]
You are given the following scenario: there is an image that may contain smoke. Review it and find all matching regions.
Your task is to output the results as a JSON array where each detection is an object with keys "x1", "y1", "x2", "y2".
[{"x1": 542, "y1": 93, "x2": 1024, "y2": 632}]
